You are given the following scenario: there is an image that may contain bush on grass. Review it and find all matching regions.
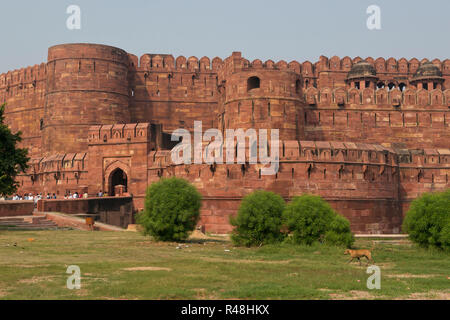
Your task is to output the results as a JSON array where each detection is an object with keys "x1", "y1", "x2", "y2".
[
  {"x1": 283, "y1": 194, "x2": 354, "y2": 247},
  {"x1": 230, "y1": 190, "x2": 286, "y2": 247},
  {"x1": 137, "y1": 177, "x2": 202, "y2": 241},
  {"x1": 402, "y1": 189, "x2": 450, "y2": 250}
]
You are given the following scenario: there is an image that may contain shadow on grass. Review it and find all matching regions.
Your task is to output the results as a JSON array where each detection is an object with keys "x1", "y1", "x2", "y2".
[{"x1": 179, "y1": 238, "x2": 228, "y2": 244}]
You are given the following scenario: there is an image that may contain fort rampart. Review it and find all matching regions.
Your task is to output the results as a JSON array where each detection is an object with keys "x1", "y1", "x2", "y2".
[{"x1": 1, "y1": 43, "x2": 448, "y2": 233}]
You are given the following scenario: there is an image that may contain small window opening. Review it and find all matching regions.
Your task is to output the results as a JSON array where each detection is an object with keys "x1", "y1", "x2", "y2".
[{"x1": 247, "y1": 76, "x2": 260, "y2": 91}]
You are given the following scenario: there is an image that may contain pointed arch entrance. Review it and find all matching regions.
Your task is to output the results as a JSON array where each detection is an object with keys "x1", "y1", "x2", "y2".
[{"x1": 109, "y1": 168, "x2": 128, "y2": 196}]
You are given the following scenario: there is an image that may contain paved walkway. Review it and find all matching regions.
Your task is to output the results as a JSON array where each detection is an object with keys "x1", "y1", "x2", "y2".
[
  {"x1": 355, "y1": 234, "x2": 408, "y2": 238},
  {"x1": 33, "y1": 212, "x2": 126, "y2": 231}
]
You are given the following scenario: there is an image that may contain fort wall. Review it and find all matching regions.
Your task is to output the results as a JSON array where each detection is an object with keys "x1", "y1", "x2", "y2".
[
  {"x1": 37, "y1": 197, "x2": 134, "y2": 228},
  {"x1": 302, "y1": 87, "x2": 449, "y2": 148},
  {"x1": 43, "y1": 43, "x2": 131, "y2": 155},
  {"x1": 0, "y1": 201, "x2": 34, "y2": 217},
  {"x1": 218, "y1": 52, "x2": 304, "y2": 141},
  {"x1": 127, "y1": 53, "x2": 220, "y2": 133},
  {"x1": 1, "y1": 44, "x2": 448, "y2": 233},
  {"x1": 145, "y1": 139, "x2": 449, "y2": 233},
  {"x1": 87, "y1": 123, "x2": 152, "y2": 209},
  {"x1": 17, "y1": 152, "x2": 89, "y2": 197},
  {"x1": 1, "y1": 48, "x2": 449, "y2": 153},
  {"x1": 0, "y1": 63, "x2": 47, "y2": 157}
]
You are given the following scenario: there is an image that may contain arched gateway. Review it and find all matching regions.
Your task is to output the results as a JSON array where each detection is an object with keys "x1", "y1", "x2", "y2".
[{"x1": 109, "y1": 168, "x2": 128, "y2": 196}]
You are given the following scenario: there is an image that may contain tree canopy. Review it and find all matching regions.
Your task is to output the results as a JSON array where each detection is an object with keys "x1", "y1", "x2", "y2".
[{"x1": 0, "y1": 103, "x2": 29, "y2": 196}]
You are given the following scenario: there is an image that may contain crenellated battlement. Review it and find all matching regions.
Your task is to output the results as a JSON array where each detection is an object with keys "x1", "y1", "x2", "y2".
[
  {"x1": 129, "y1": 54, "x2": 223, "y2": 72},
  {"x1": 28, "y1": 153, "x2": 87, "y2": 174},
  {"x1": 218, "y1": 52, "x2": 305, "y2": 80},
  {"x1": 19, "y1": 153, "x2": 89, "y2": 193},
  {"x1": 303, "y1": 86, "x2": 450, "y2": 107},
  {"x1": 0, "y1": 63, "x2": 47, "y2": 103},
  {"x1": 88, "y1": 123, "x2": 150, "y2": 144},
  {"x1": 147, "y1": 140, "x2": 400, "y2": 169},
  {"x1": 1, "y1": 51, "x2": 448, "y2": 97},
  {"x1": 316, "y1": 55, "x2": 449, "y2": 75},
  {"x1": 0, "y1": 63, "x2": 47, "y2": 87},
  {"x1": 146, "y1": 139, "x2": 450, "y2": 183}
]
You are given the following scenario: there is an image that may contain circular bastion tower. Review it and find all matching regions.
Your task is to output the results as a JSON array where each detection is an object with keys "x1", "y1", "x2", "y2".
[
  {"x1": 42, "y1": 43, "x2": 131, "y2": 155},
  {"x1": 218, "y1": 52, "x2": 305, "y2": 141}
]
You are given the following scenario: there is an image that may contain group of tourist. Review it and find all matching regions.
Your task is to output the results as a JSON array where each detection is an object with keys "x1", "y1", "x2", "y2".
[
  {"x1": 63, "y1": 191, "x2": 89, "y2": 199},
  {"x1": 5, "y1": 191, "x2": 88, "y2": 201},
  {"x1": 4, "y1": 193, "x2": 54, "y2": 206},
  {"x1": 97, "y1": 190, "x2": 109, "y2": 197},
  {"x1": 11, "y1": 193, "x2": 55, "y2": 202},
  {"x1": 1, "y1": 190, "x2": 109, "y2": 202}
]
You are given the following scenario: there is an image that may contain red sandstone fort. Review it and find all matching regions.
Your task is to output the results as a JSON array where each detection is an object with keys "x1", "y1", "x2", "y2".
[{"x1": 1, "y1": 43, "x2": 449, "y2": 234}]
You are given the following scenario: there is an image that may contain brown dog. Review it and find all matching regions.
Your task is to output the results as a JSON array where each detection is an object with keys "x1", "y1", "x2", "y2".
[{"x1": 344, "y1": 249, "x2": 374, "y2": 265}]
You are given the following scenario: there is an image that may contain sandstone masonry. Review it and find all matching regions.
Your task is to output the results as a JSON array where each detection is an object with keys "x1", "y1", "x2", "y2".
[{"x1": 1, "y1": 43, "x2": 449, "y2": 234}]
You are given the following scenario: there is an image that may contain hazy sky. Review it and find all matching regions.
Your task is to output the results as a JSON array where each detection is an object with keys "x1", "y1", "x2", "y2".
[{"x1": 0, "y1": 0, "x2": 448, "y2": 72}]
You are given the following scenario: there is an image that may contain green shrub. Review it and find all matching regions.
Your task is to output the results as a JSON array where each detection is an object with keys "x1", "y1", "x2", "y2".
[
  {"x1": 283, "y1": 194, "x2": 353, "y2": 247},
  {"x1": 323, "y1": 214, "x2": 355, "y2": 248},
  {"x1": 137, "y1": 177, "x2": 202, "y2": 241},
  {"x1": 402, "y1": 189, "x2": 450, "y2": 250},
  {"x1": 440, "y1": 221, "x2": 450, "y2": 251},
  {"x1": 282, "y1": 194, "x2": 334, "y2": 245},
  {"x1": 230, "y1": 190, "x2": 286, "y2": 246}
]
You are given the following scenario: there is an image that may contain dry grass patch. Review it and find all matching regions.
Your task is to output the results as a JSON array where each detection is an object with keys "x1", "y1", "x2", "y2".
[
  {"x1": 374, "y1": 262, "x2": 396, "y2": 269},
  {"x1": 10, "y1": 264, "x2": 50, "y2": 268},
  {"x1": 189, "y1": 230, "x2": 211, "y2": 240},
  {"x1": 18, "y1": 276, "x2": 56, "y2": 284},
  {"x1": 122, "y1": 266, "x2": 172, "y2": 271},
  {"x1": 329, "y1": 290, "x2": 380, "y2": 300},
  {"x1": 201, "y1": 257, "x2": 293, "y2": 265},
  {"x1": 385, "y1": 273, "x2": 440, "y2": 279},
  {"x1": 373, "y1": 240, "x2": 412, "y2": 246},
  {"x1": 193, "y1": 288, "x2": 219, "y2": 299},
  {"x1": 406, "y1": 290, "x2": 450, "y2": 300}
]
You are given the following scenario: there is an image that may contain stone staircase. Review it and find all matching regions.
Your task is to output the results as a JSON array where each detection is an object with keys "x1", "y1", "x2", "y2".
[{"x1": 0, "y1": 215, "x2": 58, "y2": 230}]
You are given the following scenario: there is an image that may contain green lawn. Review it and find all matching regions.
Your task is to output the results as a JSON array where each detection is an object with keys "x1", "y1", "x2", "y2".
[{"x1": 0, "y1": 230, "x2": 448, "y2": 300}]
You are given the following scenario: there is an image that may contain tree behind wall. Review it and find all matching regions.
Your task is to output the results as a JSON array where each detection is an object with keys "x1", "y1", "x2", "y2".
[{"x1": 0, "y1": 104, "x2": 29, "y2": 197}]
